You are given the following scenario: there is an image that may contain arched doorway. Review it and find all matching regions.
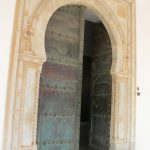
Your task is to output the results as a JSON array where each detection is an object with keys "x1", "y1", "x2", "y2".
[
  {"x1": 2, "y1": 0, "x2": 136, "y2": 150},
  {"x1": 37, "y1": 5, "x2": 112, "y2": 150}
]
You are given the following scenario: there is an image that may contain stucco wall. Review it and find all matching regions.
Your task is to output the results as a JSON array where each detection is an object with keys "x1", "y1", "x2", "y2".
[
  {"x1": 0, "y1": 0, "x2": 16, "y2": 149},
  {"x1": 0, "y1": 0, "x2": 149, "y2": 150},
  {"x1": 136, "y1": 0, "x2": 150, "y2": 150}
]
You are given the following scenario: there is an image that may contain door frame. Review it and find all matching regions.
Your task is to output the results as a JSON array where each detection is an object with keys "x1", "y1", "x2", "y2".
[{"x1": 3, "y1": 0, "x2": 136, "y2": 150}]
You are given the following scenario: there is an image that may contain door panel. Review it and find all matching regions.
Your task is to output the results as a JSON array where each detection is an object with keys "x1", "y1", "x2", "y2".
[
  {"x1": 37, "y1": 5, "x2": 84, "y2": 150},
  {"x1": 89, "y1": 23, "x2": 112, "y2": 150}
]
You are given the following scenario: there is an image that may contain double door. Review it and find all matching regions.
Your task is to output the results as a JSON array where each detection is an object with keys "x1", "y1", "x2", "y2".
[{"x1": 37, "y1": 5, "x2": 112, "y2": 150}]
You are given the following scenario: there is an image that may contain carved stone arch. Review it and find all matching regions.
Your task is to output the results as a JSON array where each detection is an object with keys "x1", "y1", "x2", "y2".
[
  {"x1": 2, "y1": 0, "x2": 136, "y2": 150},
  {"x1": 31, "y1": 0, "x2": 126, "y2": 74}
]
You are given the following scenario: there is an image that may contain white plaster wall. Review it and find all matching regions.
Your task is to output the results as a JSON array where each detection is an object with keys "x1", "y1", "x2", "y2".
[
  {"x1": 0, "y1": 0, "x2": 16, "y2": 150},
  {"x1": 0, "y1": 0, "x2": 150, "y2": 150},
  {"x1": 136, "y1": 0, "x2": 150, "y2": 150}
]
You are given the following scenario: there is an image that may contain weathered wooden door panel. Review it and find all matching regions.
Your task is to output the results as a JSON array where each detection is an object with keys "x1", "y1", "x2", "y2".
[
  {"x1": 37, "y1": 5, "x2": 84, "y2": 150},
  {"x1": 89, "y1": 23, "x2": 112, "y2": 150}
]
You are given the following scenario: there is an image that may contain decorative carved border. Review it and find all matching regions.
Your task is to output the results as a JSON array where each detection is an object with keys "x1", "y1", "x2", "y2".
[{"x1": 2, "y1": 0, "x2": 136, "y2": 150}]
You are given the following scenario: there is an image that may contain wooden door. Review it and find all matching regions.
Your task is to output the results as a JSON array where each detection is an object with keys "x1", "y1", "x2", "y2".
[
  {"x1": 37, "y1": 5, "x2": 84, "y2": 150},
  {"x1": 89, "y1": 23, "x2": 112, "y2": 150}
]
